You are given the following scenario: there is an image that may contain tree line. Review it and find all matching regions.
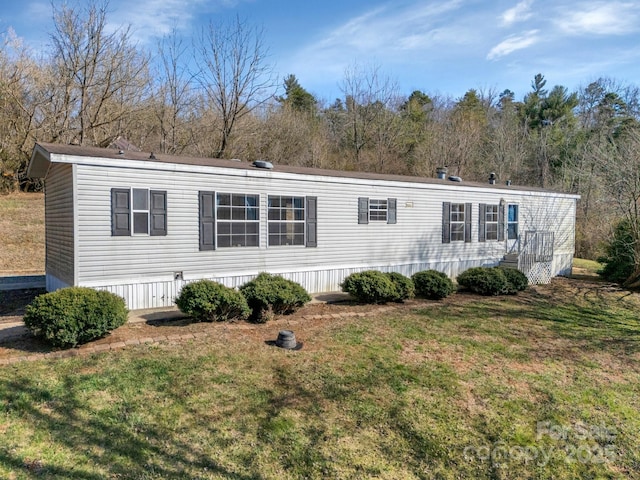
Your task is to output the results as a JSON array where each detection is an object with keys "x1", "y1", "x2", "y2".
[{"x1": 2, "y1": 0, "x2": 640, "y2": 266}]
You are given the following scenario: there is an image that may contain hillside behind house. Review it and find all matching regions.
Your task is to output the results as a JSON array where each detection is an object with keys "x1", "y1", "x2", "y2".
[{"x1": 0, "y1": 193, "x2": 44, "y2": 274}]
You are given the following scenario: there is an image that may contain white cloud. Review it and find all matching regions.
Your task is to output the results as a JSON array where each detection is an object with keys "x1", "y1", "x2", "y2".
[
  {"x1": 107, "y1": 0, "x2": 240, "y2": 44},
  {"x1": 486, "y1": 30, "x2": 540, "y2": 60},
  {"x1": 501, "y1": 0, "x2": 534, "y2": 26},
  {"x1": 296, "y1": 0, "x2": 470, "y2": 60},
  {"x1": 555, "y1": 2, "x2": 640, "y2": 35}
]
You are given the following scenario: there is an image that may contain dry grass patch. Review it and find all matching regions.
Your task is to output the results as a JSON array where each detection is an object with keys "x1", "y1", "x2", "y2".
[{"x1": 0, "y1": 192, "x2": 44, "y2": 273}]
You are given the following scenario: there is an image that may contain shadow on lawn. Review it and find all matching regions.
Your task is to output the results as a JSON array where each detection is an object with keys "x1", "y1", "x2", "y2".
[
  {"x1": 0, "y1": 374, "x2": 260, "y2": 479},
  {"x1": 444, "y1": 285, "x2": 640, "y2": 357}
]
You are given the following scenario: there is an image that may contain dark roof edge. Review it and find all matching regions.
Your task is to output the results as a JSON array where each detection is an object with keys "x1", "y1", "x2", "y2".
[{"x1": 32, "y1": 142, "x2": 579, "y2": 196}]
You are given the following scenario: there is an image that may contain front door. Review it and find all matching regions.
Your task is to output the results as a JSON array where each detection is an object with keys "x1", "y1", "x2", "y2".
[{"x1": 506, "y1": 204, "x2": 519, "y2": 253}]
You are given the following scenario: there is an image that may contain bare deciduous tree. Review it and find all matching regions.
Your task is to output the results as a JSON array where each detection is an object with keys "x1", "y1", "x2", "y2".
[
  {"x1": 339, "y1": 63, "x2": 402, "y2": 171},
  {"x1": 46, "y1": 0, "x2": 149, "y2": 146},
  {"x1": 153, "y1": 29, "x2": 196, "y2": 154},
  {"x1": 194, "y1": 15, "x2": 276, "y2": 158}
]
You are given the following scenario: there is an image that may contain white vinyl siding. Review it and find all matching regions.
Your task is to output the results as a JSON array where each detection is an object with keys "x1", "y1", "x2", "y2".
[
  {"x1": 45, "y1": 158, "x2": 575, "y2": 308},
  {"x1": 44, "y1": 163, "x2": 75, "y2": 286}
]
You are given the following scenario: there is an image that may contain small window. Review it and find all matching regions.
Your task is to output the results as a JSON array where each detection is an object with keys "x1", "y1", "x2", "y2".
[
  {"x1": 485, "y1": 205, "x2": 499, "y2": 241},
  {"x1": 369, "y1": 199, "x2": 388, "y2": 221},
  {"x1": 132, "y1": 188, "x2": 149, "y2": 234},
  {"x1": 442, "y1": 202, "x2": 471, "y2": 243},
  {"x1": 508, "y1": 204, "x2": 519, "y2": 240},
  {"x1": 111, "y1": 188, "x2": 167, "y2": 237},
  {"x1": 450, "y1": 204, "x2": 465, "y2": 241},
  {"x1": 479, "y1": 203, "x2": 504, "y2": 242},
  {"x1": 358, "y1": 197, "x2": 397, "y2": 224}
]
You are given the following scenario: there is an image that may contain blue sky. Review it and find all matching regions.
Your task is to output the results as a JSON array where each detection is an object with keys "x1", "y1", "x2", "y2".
[{"x1": 1, "y1": 0, "x2": 639, "y2": 103}]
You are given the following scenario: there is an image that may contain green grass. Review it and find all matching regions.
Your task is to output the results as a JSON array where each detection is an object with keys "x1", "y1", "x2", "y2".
[
  {"x1": 572, "y1": 258, "x2": 603, "y2": 275},
  {"x1": 1, "y1": 280, "x2": 640, "y2": 479}
]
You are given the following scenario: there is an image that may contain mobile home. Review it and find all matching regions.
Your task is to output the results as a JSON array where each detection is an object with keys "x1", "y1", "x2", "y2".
[{"x1": 28, "y1": 143, "x2": 579, "y2": 310}]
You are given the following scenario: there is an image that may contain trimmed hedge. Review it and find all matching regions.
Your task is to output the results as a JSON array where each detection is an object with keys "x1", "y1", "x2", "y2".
[
  {"x1": 497, "y1": 266, "x2": 529, "y2": 294},
  {"x1": 385, "y1": 272, "x2": 415, "y2": 302},
  {"x1": 412, "y1": 270, "x2": 455, "y2": 300},
  {"x1": 175, "y1": 280, "x2": 250, "y2": 322},
  {"x1": 239, "y1": 273, "x2": 311, "y2": 323},
  {"x1": 23, "y1": 287, "x2": 128, "y2": 348},
  {"x1": 457, "y1": 267, "x2": 509, "y2": 296},
  {"x1": 457, "y1": 266, "x2": 529, "y2": 296},
  {"x1": 340, "y1": 270, "x2": 398, "y2": 304}
]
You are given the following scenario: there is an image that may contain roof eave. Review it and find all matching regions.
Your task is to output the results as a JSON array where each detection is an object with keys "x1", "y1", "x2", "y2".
[{"x1": 27, "y1": 143, "x2": 52, "y2": 178}]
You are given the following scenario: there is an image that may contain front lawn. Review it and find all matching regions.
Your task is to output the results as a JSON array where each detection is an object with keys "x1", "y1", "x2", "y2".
[{"x1": 0, "y1": 278, "x2": 638, "y2": 479}]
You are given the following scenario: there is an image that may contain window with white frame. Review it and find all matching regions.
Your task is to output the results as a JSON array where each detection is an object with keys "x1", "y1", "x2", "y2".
[
  {"x1": 442, "y1": 202, "x2": 471, "y2": 243},
  {"x1": 132, "y1": 188, "x2": 150, "y2": 234},
  {"x1": 111, "y1": 188, "x2": 167, "y2": 237},
  {"x1": 485, "y1": 204, "x2": 499, "y2": 241},
  {"x1": 358, "y1": 197, "x2": 397, "y2": 224},
  {"x1": 216, "y1": 193, "x2": 260, "y2": 247},
  {"x1": 369, "y1": 199, "x2": 388, "y2": 221},
  {"x1": 268, "y1": 195, "x2": 305, "y2": 246},
  {"x1": 450, "y1": 203, "x2": 466, "y2": 241}
]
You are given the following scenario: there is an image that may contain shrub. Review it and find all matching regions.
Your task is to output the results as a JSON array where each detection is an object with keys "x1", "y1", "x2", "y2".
[
  {"x1": 340, "y1": 270, "x2": 398, "y2": 304},
  {"x1": 23, "y1": 287, "x2": 128, "y2": 348},
  {"x1": 412, "y1": 270, "x2": 455, "y2": 300},
  {"x1": 456, "y1": 267, "x2": 509, "y2": 296},
  {"x1": 385, "y1": 272, "x2": 415, "y2": 302},
  {"x1": 497, "y1": 266, "x2": 529, "y2": 294},
  {"x1": 175, "y1": 280, "x2": 250, "y2": 322},
  {"x1": 239, "y1": 273, "x2": 311, "y2": 323},
  {"x1": 598, "y1": 219, "x2": 635, "y2": 284}
]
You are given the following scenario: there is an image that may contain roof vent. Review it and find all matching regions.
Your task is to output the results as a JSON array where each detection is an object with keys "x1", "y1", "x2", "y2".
[
  {"x1": 448, "y1": 175, "x2": 462, "y2": 182},
  {"x1": 252, "y1": 160, "x2": 273, "y2": 169}
]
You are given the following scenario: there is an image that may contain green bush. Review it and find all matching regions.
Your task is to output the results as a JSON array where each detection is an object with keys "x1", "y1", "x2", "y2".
[
  {"x1": 340, "y1": 270, "x2": 398, "y2": 304},
  {"x1": 412, "y1": 270, "x2": 455, "y2": 300},
  {"x1": 23, "y1": 287, "x2": 128, "y2": 348},
  {"x1": 457, "y1": 267, "x2": 509, "y2": 296},
  {"x1": 175, "y1": 280, "x2": 250, "y2": 322},
  {"x1": 239, "y1": 273, "x2": 311, "y2": 323},
  {"x1": 385, "y1": 272, "x2": 415, "y2": 302},
  {"x1": 385, "y1": 272, "x2": 416, "y2": 302},
  {"x1": 497, "y1": 266, "x2": 529, "y2": 294}
]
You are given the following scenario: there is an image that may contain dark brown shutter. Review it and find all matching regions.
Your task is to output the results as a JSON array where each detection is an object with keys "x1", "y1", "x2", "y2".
[
  {"x1": 199, "y1": 191, "x2": 215, "y2": 251},
  {"x1": 442, "y1": 202, "x2": 451, "y2": 244},
  {"x1": 111, "y1": 188, "x2": 131, "y2": 236},
  {"x1": 478, "y1": 203, "x2": 486, "y2": 243},
  {"x1": 150, "y1": 190, "x2": 167, "y2": 236},
  {"x1": 306, "y1": 196, "x2": 317, "y2": 247},
  {"x1": 498, "y1": 203, "x2": 505, "y2": 242},
  {"x1": 464, "y1": 203, "x2": 472, "y2": 243},
  {"x1": 387, "y1": 198, "x2": 397, "y2": 224},
  {"x1": 358, "y1": 197, "x2": 369, "y2": 224}
]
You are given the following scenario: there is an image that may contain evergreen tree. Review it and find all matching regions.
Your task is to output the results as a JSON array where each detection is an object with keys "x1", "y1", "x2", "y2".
[{"x1": 278, "y1": 74, "x2": 317, "y2": 113}]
